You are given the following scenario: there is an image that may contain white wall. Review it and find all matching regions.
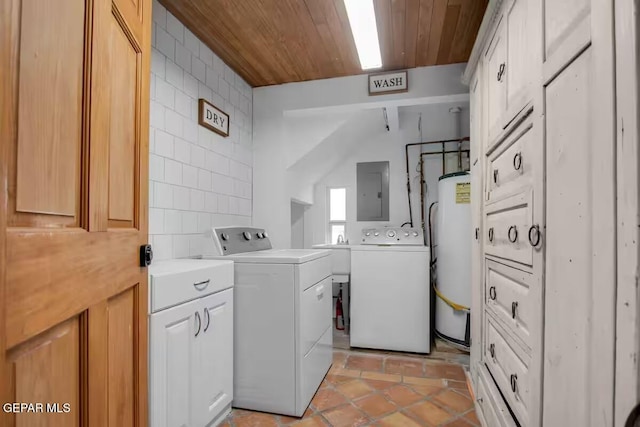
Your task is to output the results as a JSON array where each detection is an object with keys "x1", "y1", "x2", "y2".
[
  {"x1": 309, "y1": 103, "x2": 470, "y2": 246},
  {"x1": 149, "y1": 1, "x2": 253, "y2": 260},
  {"x1": 253, "y1": 64, "x2": 469, "y2": 249}
]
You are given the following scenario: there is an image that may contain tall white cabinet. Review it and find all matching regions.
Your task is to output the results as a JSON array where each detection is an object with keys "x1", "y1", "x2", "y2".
[{"x1": 466, "y1": 0, "x2": 619, "y2": 426}]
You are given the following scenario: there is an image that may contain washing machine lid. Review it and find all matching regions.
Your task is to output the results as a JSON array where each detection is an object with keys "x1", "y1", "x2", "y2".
[{"x1": 203, "y1": 248, "x2": 330, "y2": 264}]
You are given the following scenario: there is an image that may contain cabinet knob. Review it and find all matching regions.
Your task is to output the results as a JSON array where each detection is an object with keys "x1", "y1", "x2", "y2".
[
  {"x1": 510, "y1": 374, "x2": 518, "y2": 394},
  {"x1": 493, "y1": 169, "x2": 499, "y2": 184},
  {"x1": 513, "y1": 151, "x2": 523, "y2": 171},
  {"x1": 489, "y1": 286, "x2": 497, "y2": 301},
  {"x1": 488, "y1": 227, "x2": 494, "y2": 242},
  {"x1": 511, "y1": 301, "x2": 519, "y2": 319},
  {"x1": 528, "y1": 224, "x2": 542, "y2": 247},
  {"x1": 475, "y1": 227, "x2": 480, "y2": 240},
  {"x1": 497, "y1": 63, "x2": 506, "y2": 82},
  {"x1": 489, "y1": 343, "x2": 495, "y2": 358},
  {"x1": 508, "y1": 225, "x2": 518, "y2": 243}
]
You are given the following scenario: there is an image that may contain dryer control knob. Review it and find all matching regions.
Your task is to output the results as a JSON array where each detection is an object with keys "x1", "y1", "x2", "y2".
[
  {"x1": 387, "y1": 230, "x2": 396, "y2": 238},
  {"x1": 263, "y1": 231, "x2": 269, "y2": 238},
  {"x1": 404, "y1": 232, "x2": 410, "y2": 237},
  {"x1": 365, "y1": 232, "x2": 371, "y2": 236},
  {"x1": 412, "y1": 232, "x2": 419, "y2": 237},
  {"x1": 374, "y1": 232, "x2": 380, "y2": 237},
  {"x1": 220, "y1": 233, "x2": 229, "y2": 241},
  {"x1": 242, "y1": 231, "x2": 252, "y2": 241}
]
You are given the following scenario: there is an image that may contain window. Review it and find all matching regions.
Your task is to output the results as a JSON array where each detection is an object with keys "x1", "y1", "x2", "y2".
[{"x1": 328, "y1": 188, "x2": 347, "y2": 244}]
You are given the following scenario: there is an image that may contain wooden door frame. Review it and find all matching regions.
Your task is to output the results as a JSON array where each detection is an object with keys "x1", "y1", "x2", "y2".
[{"x1": 614, "y1": 0, "x2": 640, "y2": 425}]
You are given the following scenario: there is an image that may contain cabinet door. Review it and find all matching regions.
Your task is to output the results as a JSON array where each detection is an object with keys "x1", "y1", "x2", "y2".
[
  {"x1": 485, "y1": 17, "x2": 507, "y2": 145},
  {"x1": 150, "y1": 299, "x2": 200, "y2": 427},
  {"x1": 504, "y1": 0, "x2": 531, "y2": 122},
  {"x1": 197, "y1": 289, "x2": 234, "y2": 425}
]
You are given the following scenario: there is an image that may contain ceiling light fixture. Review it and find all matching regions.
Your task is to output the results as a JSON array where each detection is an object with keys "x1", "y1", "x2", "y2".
[{"x1": 343, "y1": 0, "x2": 382, "y2": 70}]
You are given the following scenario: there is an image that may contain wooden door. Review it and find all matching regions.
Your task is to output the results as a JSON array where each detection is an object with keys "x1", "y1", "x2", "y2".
[
  {"x1": 149, "y1": 299, "x2": 199, "y2": 427},
  {"x1": 0, "y1": 0, "x2": 152, "y2": 425},
  {"x1": 197, "y1": 290, "x2": 234, "y2": 426}
]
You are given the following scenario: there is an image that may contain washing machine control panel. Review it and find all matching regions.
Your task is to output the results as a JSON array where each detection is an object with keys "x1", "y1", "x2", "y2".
[{"x1": 360, "y1": 227, "x2": 424, "y2": 245}]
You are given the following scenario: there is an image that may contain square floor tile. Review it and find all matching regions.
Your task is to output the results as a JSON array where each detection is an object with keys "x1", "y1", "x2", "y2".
[
  {"x1": 322, "y1": 404, "x2": 369, "y2": 427},
  {"x1": 311, "y1": 388, "x2": 349, "y2": 411},
  {"x1": 377, "y1": 412, "x2": 424, "y2": 427},
  {"x1": 336, "y1": 379, "x2": 373, "y2": 400},
  {"x1": 409, "y1": 383, "x2": 444, "y2": 397},
  {"x1": 353, "y1": 393, "x2": 397, "y2": 418},
  {"x1": 384, "y1": 357, "x2": 424, "y2": 377},
  {"x1": 233, "y1": 412, "x2": 280, "y2": 427},
  {"x1": 433, "y1": 389, "x2": 474, "y2": 413},
  {"x1": 383, "y1": 385, "x2": 423, "y2": 407},
  {"x1": 362, "y1": 378, "x2": 398, "y2": 391},
  {"x1": 361, "y1": 371, "x2": 402, "y2": 382},
  {"x1": 465, "y1": 409, "x2": 480, "y2": 426},
  {"x1": 325, "y1": 374, "x2": 358, "y2": 385},
  {"x1": 443, "y1": 418, "x2": 475, "y2": 426},
  {"x1": 345, "y1": 354, "x2": 384, "y2": 372},
  {"x1": 406, "y1": 400, "x2": 455, "y2": 426},
  {"x1": 424, "y1": 362, "x2": 467, "y2": 381}
]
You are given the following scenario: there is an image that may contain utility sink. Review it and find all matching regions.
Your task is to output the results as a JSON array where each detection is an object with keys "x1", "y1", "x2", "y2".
[{"x1": 312, "y1": 244, "x2": 351, "y2": 275}]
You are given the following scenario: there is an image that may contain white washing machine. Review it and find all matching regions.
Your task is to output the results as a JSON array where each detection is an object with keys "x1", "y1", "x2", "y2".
[
  {"x1": 350, "y1": 227, "x2": 431, "y2": 353},
  {"x1": 202, "y1": 226, "x2": 333, "y2": 417}
]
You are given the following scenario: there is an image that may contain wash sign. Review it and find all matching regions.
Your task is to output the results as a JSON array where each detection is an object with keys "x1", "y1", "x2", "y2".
[
  {"x1": 198, "y1": 99, "x2": 230, "y2": 137},
  {"x1": 368, "y1": 70, "x2": 408, "y2": 95}
]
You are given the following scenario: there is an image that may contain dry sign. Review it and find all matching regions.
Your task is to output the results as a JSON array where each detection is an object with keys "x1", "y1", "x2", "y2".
[
  {"x1": 368, "y1": 70, "x2": 408, "y2": 95},
  {"x1": 198, "y1": 99, "x2": 230, "y2": 137}
]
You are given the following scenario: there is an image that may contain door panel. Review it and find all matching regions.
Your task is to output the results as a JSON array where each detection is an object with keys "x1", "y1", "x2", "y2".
[
  {"x1": 107, "y1": 288, "x2": 136, "y2": 427},
  {"x1": 7, "y1": 317, "x2": 81, "y2": 427},
  {"x1": 108, "y1": 15, "x2": 139, "y2": 225},
  {"x1": 14, "y1": 0, "x2": 85, "y2": 219}
]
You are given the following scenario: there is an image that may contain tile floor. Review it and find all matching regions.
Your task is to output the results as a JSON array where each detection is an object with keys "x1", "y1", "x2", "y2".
[{"x1": 221, "y1": 347, "x2": 478, "y2": 427}]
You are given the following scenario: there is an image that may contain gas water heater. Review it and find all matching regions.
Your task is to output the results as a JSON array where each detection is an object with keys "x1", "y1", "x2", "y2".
[{"x1": 435, "y1": 171, "x2": 471, "y2": 347}]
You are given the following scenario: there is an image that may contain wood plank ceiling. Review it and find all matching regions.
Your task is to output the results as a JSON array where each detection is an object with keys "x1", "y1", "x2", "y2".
[{"x1": 159, "y1": 0, "x2": 488, "y2": 87}]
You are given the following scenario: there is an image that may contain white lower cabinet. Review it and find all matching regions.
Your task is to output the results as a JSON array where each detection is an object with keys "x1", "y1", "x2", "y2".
[
  {"x1": 151, "y1": 289, "x2": 233, "y2": 427},
  {"x1": 149, "y1": 260, "x2": 234, "y2": 427}
]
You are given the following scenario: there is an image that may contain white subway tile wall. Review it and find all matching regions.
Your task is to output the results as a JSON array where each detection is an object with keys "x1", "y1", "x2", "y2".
[{"x1": 150, "y1": 0, "x2": 253, "y2": 260}]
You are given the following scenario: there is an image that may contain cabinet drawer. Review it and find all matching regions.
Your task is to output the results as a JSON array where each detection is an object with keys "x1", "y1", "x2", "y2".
[
  {"x1": 300, "y1": 277, "x2": 332, "y2": 355},
  {"x1": 485, "y1": 260, "x2": 533, "y2": 350},
  {"x1": 150, "y1": 260, "x2": 234, "y2": 313},
  {"x1": 297, "y1": 255, "x2": 331, "y2": 292},
  {"x1": 487, "y1": 120, "x2": 534, "y2": 203},
  {"x1": 485, "y1": 313, "x2": 530, "y2": 426},
  {"x1": 485, "y1": 190, "x2": 533, "y2": 266},
  {"x1": 476, "y1": 364, "x2": 518, "y2": 427}
]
